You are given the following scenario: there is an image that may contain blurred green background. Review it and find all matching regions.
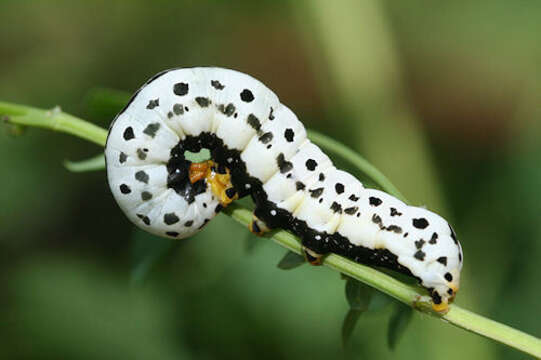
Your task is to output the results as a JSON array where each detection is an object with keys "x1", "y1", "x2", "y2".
[{"x1": 1, "y1": 1, "x2": 540, "y2": 359}]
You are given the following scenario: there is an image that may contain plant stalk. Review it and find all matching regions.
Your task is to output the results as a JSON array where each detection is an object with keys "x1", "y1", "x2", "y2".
[{"x1": 1, "y1": 102, "x2": 107, "y2": 146}]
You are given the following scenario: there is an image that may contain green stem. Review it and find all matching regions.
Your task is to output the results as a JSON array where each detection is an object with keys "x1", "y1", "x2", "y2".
[
  {"x1": 307, "y1": 130, "x2": 408, "y2": 203},
  {"x1": 0, "y1": 102, "x2": 107, "y2": 147},
  {"x1": 1, "y1": 100, "x2": 539, "y2": 358}
]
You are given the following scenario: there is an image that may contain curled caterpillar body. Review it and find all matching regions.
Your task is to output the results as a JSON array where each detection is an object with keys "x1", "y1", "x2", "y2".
[{"x1": 105, "y1": 67, "x2": 463, "y2": 312}]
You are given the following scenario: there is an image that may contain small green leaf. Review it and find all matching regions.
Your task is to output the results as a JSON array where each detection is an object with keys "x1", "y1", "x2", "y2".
[
  {"x1": 131, "y1": 228, "x2": 176, "y2": 286},
  {"x1": 244, "y1": 231, "x2": 262, "y2": 254},
  {"x1": 342, "y1": 308, "x2": 362, "y2": 348},
  {"x1": 342, "y1": 277, "x2": 373, "y2": 347},
  {"x1": 387, "y1": 303, "x2": 414, "y2": 350},
  {"x1": 277, "y1": 251, "x2": 305, "y2": 270},
  {"x1": 368, "y1": 290, "x2": 394, "y2": 312},
  {"x1": 345, "y1": 277, "x2": 372, "y2": 311},
  {"x1": 64, "y1": 153, "x2": 105, "y2": 172}
]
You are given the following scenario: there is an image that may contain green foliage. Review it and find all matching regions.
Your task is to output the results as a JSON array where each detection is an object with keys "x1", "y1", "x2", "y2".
[
  {"x1": 345, "y1": 276, "x2": 373, "y2": 310},
  {"x1": 388, "y1": 303, "x2": 414, "y2": 350},
  {"x1": 243, "y1": 231, "x2": 262, "y2": 254},
  {"x1": 342, "y1": 277, "x2": 373, "y2": 347},
  {"x1": 64, "y1": 153, "x2": 105, "y2": 173},
  {"x1": 277, "y1": 251, "x2": 306, "y2": 270},
  {"x1": 342, "y1": 309, "x2": 362, "y2": 348}
]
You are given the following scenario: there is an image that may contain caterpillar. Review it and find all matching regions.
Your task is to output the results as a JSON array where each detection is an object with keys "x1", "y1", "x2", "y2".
[{"x1": 105, "y1": 67, "x2": 463, "y2": 312}]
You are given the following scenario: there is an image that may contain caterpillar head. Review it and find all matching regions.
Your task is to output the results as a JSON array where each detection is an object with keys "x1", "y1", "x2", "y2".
[{"x1": 423, "y1": 226, "x2": 463, "y2": 313}]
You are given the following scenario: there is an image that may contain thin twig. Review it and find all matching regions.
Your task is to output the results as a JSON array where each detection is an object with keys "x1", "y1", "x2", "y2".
[
  {"x1": 0, "y1": 102, "x2": 107, "y2": 146},
  {"x1": 307, "y1": 130, "x2": 408, "y2": 203}
]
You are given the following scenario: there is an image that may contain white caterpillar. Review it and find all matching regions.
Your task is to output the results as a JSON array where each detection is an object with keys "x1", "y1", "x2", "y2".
[{"x1": 105, "y1": 67, "x2": 463, "y2": 312}]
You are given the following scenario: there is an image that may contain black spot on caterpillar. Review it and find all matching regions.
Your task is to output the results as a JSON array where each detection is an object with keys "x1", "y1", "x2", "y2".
[
  {"x1": 218, "y1": 103, "x2": 236, "y2": 117},
  {"x1": 123, "y1": 127, "x2": 134, "y2": 141},
  {"x1": 195, "y1": 97, "x2": 211, "y2": 107},
  {"x1": 240, "y1": 89, "x2": 254, "y2": 102},
  {"x1": 276, "y1": 153, "x2": 293, "y2": 174},
  {"x1": 164, "y1": 213, "x2": 180, "y2": 225},
  {"x1": 211, "y1": 80, "x2": 225, "y2": 90},
  {"x1": 137, "y1": 214, "x2": 151, "y2": 226},
  {"x1": 173, "y1": 82, "x2": 189, "y2": 96},
  {"x1": 369, "y1": 196, "x2": 382, "y2": 206},
  {"x1": 146, "y1": 98, "x2": 159, "y2": 109},
  {"x1": 143, "y1": 123, "x2": 160, "y2": 138}
]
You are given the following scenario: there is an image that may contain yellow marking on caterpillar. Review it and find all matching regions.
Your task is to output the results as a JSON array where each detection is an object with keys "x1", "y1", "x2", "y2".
[{"x1": 190, "y1": 160, "x2": 238, "y2": 206}]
